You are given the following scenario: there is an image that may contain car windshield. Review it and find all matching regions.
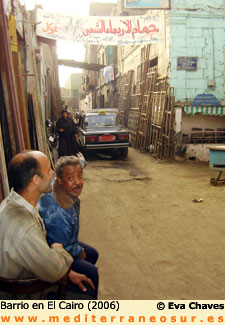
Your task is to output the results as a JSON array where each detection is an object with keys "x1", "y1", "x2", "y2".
[{"x1": 85, "y1": 114, "x2": 117, "y2": 127}]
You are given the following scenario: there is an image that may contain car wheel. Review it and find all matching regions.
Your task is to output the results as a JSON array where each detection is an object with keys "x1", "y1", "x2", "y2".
[{"x1": 121, "y1": 147, "x2": 128, "y2": 158}]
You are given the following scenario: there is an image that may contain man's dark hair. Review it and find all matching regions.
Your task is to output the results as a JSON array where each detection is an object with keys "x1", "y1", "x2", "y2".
[
  {"x1": 61, "y1": 109, "x2": 68, "y2": 116},
  {"x1": 8, "y1": 156, "x2": 43, "y2": 192}
]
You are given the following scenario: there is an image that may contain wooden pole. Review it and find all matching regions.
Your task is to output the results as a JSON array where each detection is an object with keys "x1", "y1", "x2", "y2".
[
  {"x1": 0, "y1": 122, "x2": 9, "y2": 198},
  {"x1": 23, "y1": 12, "x2": 48, "y2": 155},
  {"x1": 0, "y1": 0, "x2": 25, "y2": 154},
  {"x1": 8, "y1": 14, "x2": 31, "y2": 149}
]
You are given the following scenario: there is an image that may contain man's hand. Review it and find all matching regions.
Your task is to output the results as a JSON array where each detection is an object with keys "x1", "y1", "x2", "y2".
[
  {"x1": 68, "y1": 270, "x2": 95, "y2": 292},
  {"x1": 59, "y1": 128, "x2": 64, "y2": 132},
  {"x1": 76, "y1": 152, "x2": 84, "y2": 160},
  {"x1": 76, "y1": 152, "x2": 86, "y2": 168},
  {"x1": 51, "y1": 243, "x2": 64, "y2": 249},
  {"x1": 80, "y1": 248, "x2": 86, "y2": 260}
]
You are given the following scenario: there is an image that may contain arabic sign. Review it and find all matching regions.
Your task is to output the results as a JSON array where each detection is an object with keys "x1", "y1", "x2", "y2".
[
  {"x1": 125, "y1": 0, "x2": 170, "y2": 9},
  {"x1": 177, "y1": 57, "x2": 197, "y2": 71},
  {"x1": 35, "y1": 9, "x2": 164, "y2": 45},
  {"x1": 192, "y1": 94, "x2": 220, "y2": 107}
]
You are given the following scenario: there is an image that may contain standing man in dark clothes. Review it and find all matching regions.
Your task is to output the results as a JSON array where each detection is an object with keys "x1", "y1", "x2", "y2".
[{"x1": 56, "y1": 109, "x2": 79, "y2": 157}]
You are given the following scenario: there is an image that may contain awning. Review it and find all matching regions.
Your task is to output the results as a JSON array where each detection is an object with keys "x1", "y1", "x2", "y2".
[{"x1": 184, "y1": 106, "x2": 225, "y2": 116}]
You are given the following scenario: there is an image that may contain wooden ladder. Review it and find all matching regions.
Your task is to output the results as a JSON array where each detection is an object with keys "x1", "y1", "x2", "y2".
[{"x1": 135, "y1": 45, "x2": 151, "y2": 151}]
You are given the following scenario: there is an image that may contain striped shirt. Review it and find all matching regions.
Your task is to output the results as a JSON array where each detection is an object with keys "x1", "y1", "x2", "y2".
[{"x1": 0, "y1": 189, "x2": 73, "y2": 283}]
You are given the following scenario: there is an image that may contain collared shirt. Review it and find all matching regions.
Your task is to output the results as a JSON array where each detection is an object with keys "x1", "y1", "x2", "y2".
[
  {"x1": 6, "y1": 190, "x2": 47, "y2": 237},
  {"x1": 0, "y1": 189, "x2": 73, "y2": 283}
]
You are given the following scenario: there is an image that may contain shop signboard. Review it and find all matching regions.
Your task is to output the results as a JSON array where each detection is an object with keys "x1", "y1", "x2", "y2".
[
  {"x1": 36, "y1": 8, "x2": 165, "y2": 45},
  {"x1": 177, "y1": 57, "x2": 197, "y2": 71},
  {"x1": 192, "y1": 94, "x2": 220, "y2": 107}
]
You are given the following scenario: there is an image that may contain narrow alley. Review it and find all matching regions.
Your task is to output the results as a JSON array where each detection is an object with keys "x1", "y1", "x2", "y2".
[{"x1": 1, "y1": 0, "x2": 225, "y2": 307}]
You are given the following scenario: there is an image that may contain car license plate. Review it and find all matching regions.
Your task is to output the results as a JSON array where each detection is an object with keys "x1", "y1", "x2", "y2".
[{"x1": 99, "y1": 135, "x2": 115, "y2": 142}]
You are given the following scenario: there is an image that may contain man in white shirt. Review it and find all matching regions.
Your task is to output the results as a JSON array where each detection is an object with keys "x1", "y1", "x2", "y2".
[{"x1": 0, "y1": 150, "x2": 94, "y2": 299}]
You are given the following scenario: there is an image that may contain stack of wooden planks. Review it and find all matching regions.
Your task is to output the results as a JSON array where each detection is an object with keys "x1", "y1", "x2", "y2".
[
  {"x1": 135, "y1": 62, "x2": 175, "y2": 160},
  {"x1": 149, "y1": 86, "x2": 175, "y2": 160},
  {"x1": 117, "y1": 70, "x2": 134, "y2": 127}
]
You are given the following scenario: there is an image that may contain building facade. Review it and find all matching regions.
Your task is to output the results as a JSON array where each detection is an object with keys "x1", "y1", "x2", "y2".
[{"x1": 83, "y1": 0, "x2": 225, "y2": 161}]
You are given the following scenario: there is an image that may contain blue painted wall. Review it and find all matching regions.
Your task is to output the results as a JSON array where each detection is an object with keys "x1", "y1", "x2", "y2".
[{"x1": 168, "y1": 0, "x2": 225, "y2": 102}]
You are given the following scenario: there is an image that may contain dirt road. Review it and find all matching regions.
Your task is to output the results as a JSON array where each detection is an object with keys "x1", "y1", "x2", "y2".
[{"x1": 79, "y1": 148, "x2": 225, "y2": 300}]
